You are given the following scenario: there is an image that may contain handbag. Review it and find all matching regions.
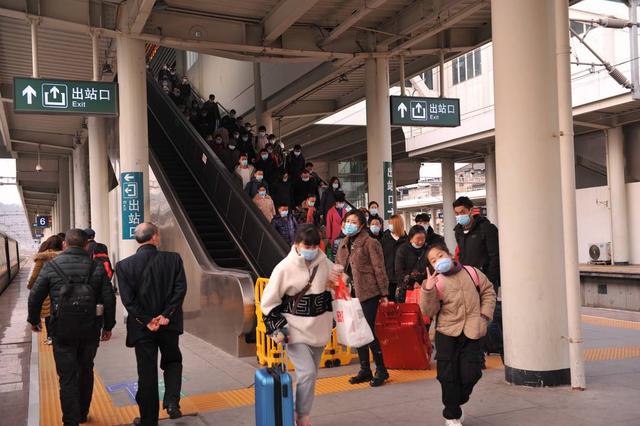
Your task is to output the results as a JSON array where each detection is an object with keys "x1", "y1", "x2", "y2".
[{"x1": 332, "y1": 277, "x2": 374, "y2": 348}]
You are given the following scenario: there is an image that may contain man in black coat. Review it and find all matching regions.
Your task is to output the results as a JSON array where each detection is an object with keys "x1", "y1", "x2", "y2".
[
  {"x1": 28, "y1": 228, "x2": 116, "y2": 426},
  {"x1": 453, "y1": 196, "x2": 503, "y2": 361},
  {"x1": 293, "y1": 169, "x2": 319, "y2": 207},
  {"x1": 452, "y1": 197, "x2": 500, "y2": 289},
  {"x1": 286, "y1": 144, "x2": 306, "y2": 180},
  {"x1": 115, "y1": 223, "x2": 187, "y2": 425}
]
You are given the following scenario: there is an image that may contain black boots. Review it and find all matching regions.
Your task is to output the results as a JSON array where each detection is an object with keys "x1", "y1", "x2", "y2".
[
  {"x1": 370, "y1": 369, "x2": 389, "y2": 387},
  {"x1": 349, "y1": 358, "x2": 389, "y2": 387}
]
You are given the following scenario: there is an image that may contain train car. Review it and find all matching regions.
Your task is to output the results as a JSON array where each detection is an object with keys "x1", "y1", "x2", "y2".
[{"x1": 0, "y1": 233, "x2": 20, "y2": 295}]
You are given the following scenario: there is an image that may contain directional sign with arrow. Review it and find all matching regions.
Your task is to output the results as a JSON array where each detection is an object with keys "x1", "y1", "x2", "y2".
[
  {"x1": 13, "y1": 77, "x2": 117, "y2": 115},
  {"x1": 22, "y1": 85, "x2": 36, "y2": 104},
  {"x1": 390, "y1": 95, "x2": 460, "y2": 127},
  {"x1": 120, "y1": 171, "x2": 144, "y2": 240}
]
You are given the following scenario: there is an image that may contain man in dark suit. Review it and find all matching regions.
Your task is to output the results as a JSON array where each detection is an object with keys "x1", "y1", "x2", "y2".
[{"x1": 115, "y1": 222, "x2": 187, "y2": 425}]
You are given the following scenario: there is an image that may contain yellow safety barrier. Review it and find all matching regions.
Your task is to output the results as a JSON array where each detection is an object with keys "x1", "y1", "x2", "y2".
[{"x1": 255, "y1": 277, "x2": 357, "y2": 369}]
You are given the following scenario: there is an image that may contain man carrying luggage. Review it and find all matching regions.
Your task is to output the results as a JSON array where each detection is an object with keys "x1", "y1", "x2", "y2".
[
  {"x1": 115, "y1": 222, "x2": 187, "y2": 425},
  {"x1": 28, "y1": 228, "x2": 116, "y2": 426}
]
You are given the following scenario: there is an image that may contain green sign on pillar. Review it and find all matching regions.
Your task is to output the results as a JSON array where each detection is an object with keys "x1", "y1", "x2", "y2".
[
  {"x1": 383, "y1": 161, "x2": 394, "y2": 218},
  {"x1": 121, "y1": 172, "x2": 143, "y2": 240},
  {"x1": 13, "y1": 77, "x2": 118, "y2": 115}
]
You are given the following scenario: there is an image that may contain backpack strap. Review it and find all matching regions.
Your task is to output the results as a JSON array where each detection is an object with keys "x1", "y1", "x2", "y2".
[
  {"x1": 49, "y1": 260, "x2": 70, "y2": 286},
  {"x1": 463, "y1": 265, "x2": 481, "y2": 292}
]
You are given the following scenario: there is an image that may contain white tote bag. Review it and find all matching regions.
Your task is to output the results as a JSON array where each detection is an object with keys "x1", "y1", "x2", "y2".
[{"x1": 332, "y1": 282, "x2": 374, "y2": 348}]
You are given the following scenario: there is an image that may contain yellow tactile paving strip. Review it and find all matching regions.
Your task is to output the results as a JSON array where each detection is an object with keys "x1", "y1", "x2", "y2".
[
  {"x1": 39, "y1": 316, "x2": 640, "y2": 425},
  {"x1": 581, "y1": 315, "x2": 640, "y2": 330}
]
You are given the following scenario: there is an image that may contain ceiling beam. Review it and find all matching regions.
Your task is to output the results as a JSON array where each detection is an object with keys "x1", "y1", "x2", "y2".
[
  {"x1": 275, "y1": 99, "x2": 338, "y2": 118},
  {"x1": 320, "y1": 0, "x2": 390, "y2": 47},
  {"x1": 390, "y1": 1, "x2": 487, "y2": 55},
  {"x1": 573, "y1": 120, "x2": 611, "y2": 130},
  {"x1": 263, "y1": 0, "x2": 321, "y2": 44},
  {"x1": 129, "y1": 0, "x2": 156, "y2": 35}
]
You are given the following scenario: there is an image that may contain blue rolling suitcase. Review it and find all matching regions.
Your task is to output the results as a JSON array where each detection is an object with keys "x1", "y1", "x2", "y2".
[{"x1": 255, "y1": 348, "x2": 295, "y2": 426}]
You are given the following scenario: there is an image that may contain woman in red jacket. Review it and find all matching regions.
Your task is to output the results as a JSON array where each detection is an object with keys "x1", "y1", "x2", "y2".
[{"x1": 325, "y1": 191, "x2": 347, "y2": 245}]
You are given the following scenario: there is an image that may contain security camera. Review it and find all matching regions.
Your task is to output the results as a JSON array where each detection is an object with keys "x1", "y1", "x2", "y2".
[{"x1": 35, "y1": 164, "x2": 43, "y2": 172}]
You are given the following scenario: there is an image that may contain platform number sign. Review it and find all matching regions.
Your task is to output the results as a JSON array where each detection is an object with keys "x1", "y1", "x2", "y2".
[
  {"x1": 383, "y1": 162, "x2": 394, "y2": 218},
  {"x1": 120, "y1": 172, "x2": 144, "y2": 240},
  {"x1": 35, "y1": 215, "x2": 51, "y2": 228}
]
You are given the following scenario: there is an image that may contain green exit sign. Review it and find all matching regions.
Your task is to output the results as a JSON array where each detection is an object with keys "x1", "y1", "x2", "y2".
[
  {"x1": 390, "y1": 95, "x2": 460, "y2": 127},
  {"x1": 13, "y1": 77, "x2": 118, "y2": 115}
]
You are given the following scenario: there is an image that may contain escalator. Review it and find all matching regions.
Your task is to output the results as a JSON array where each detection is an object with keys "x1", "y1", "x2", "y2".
[{"x1": 146, "y1": 72, "x2": 289, "y2": 279}]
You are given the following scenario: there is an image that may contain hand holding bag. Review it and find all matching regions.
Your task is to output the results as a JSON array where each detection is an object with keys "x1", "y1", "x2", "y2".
[{"x1": 332, "y1": 276, "x2": 374, "y2": 348}]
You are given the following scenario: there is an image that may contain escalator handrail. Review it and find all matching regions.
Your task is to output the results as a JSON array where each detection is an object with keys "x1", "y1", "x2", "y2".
[{"x1": 146, "y1": 73, "x2": 289, "y2": 276}]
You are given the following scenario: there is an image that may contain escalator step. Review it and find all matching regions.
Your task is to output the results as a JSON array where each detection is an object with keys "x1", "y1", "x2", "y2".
[
  {"x1": 209, "y1": 249, "x2": 242, "y2": 258},
  {"x1": 214, "y1": 258, "x2": 249, "y2": 269},
  {"x1": 205, "y1": 241, "x2": 235, "y2": 250}
]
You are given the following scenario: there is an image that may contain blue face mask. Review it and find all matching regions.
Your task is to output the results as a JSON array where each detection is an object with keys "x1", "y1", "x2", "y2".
[
  {"x1": 411, "y1": 243, "x2": 424, "y2": 250},
  {"x1": 370, "y1": 225, "x2": 381, "y2": 235},
  {"x1": 344, "y1": 223, "x2": 359, "y2": 236},
  {"x1": 259, "y1": 191, "x2": 267, "y2": 197},
  {"x1": 280, "y1": 210, "x2": 288, "y2": 218},
  {"x1": 456, "y1": 214, "x2": 471, "y2": 226},
  {"x1": 255, "y1": 175, "x2": 264, "y2": 181},
  {"x1": 300, "y1": 248, "x2": 318, "y2": 261},
  {"x1": 435, "y1": 257, "x2": 453, "y2": 274},
  {"x1": 369, "y1": 208, "x2": 378, "y2": 216},
  {"x1": 388, "y1": 223, "x2": 394, "y2": 233}
]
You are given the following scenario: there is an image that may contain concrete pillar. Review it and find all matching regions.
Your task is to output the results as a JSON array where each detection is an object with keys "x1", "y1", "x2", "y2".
[
  {"x1": 365, "y1": 57, "x2": 393, "y2": 219},
  {"x1": 607, "y1": 126, "x2": 630, "y2": 264},
  {"x1": 441, "y1": 159, "x2": 456, "y2": 249},
  {"x1": 58, "y1": 157, "x2": 71, "y2": 232},
  {"x1": 68, "y1": 153, "x2": 75, "y2": 228},
  {"x1": 492, "y1": 0, "x2": 569, "y2": 386},
  {"x1": 117, "y1": 35, "x2": 150, "y2": 257},
  {"x1": 51, "y1": 201, "x2": 57, "y2": 234},
  {"x1": 484, "y1": 151, "x2": 498, "y2": 225},
  {"x1": 73, "y1": 140, "x2": 90, "y2": 228},
  {"x1": 429, "y1": 208, "x2": 436, "y2": 229},
  {"x1": 253, "y1": 61, "x2": 273, "y2": 132},
  {"x1": 88, "y1": 117, "x2": 110, "y2": 242},
  {"x1": 260, "y1": 112, "x2": 274, "y2": 134}
]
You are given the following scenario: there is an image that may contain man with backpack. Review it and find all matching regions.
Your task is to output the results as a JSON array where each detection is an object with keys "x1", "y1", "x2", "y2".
[
  {"x1": 452, "y1": 196, "x2": 503, "y2": 364},
  {"x1": 115, "y1": 222, "x2": 187, "y2": 425},
  {"x1": 28, "y1": 228, "x2": 116, "y2": 426}
]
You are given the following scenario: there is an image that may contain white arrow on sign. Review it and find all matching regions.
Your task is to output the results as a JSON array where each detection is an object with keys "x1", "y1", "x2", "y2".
[
  {"x1": 397, "y1": 102, "x2": 407, "y2": 118},
  {"x1": 22, "y1": 85, "x2": 37, "y2": 104},
  {"x1": 415, "y1": 103, "x2": 423, "y2": 113},
  {"x1": 123, "y1": 174, "x2": 134, "y2": 182},
  {"x1": 49, "y1": 86, "x2": 61, "y2": 98}
]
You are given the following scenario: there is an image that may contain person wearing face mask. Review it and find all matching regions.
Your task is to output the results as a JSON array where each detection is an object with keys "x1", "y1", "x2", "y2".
[
  {"x1": 245, "y1": 169, "x2": 270, "y2": 199},
  {"x1": 254, "y1": 125, "x2": 269, "y2": 151},
  {"x1": 270, "y1": 135, "x2": 286, "y2": 167},
  {"x1": 220, "y1": 138, "x2": 241, "y2": 173},
  {"x1": 235, "y1": 131, "x2": 255, "y2": 163},
  {"x1": 252, "y1": 183, "x2": 275, "y2": 220},
  {"x1": 296, "y1": 194, "x2": 319, "y2": 226},
  {"x1": 293, "y1": 169, "x2": 319, "y2": 207},
  {"x1": 272, "y1": 172, "x2": 294, "y2": 211},
  {"x1": 210, "y1": 135, "x2": 225, "y2": 157},
  {"x1": 178, "y1": 77, "x2": 192, "y2": 106},
  {"x1": 453, "y1": 196, "x2": 502, "y2": 365},
  {"x1": 234, "y1": 154, "x2": 255, "y2": 188},
  {"x1": 261, "y1": 225, "x2": 338, "y2": 426},
  {"x1": 255, "y1": 148, "x2": 278, "y2": 186},
  {"x1": 394, "y1": 226, "x2": 430, "y2": 302},
  {"x1": 271, "y1": 203, "x2": 299, "y2": 246},
  {"x1": 368, "y1": 201, "x2": 383, "y2": 227},
  {"x1": 419, "y1": 242, "x2": 496, "y2": 426},
  {"x1": 415, "y1": 213, "x2": 445, "y2": 246},
  {"x1": 325, "y1": 192, "x2": 347, "y2": 246},
  {"x1": 319, "y1": 176, "x2": 342, "y2": 221},
  {"x1": 221, "y1": 109, "x2": 238, "y2": 134},
  {"x1": 381, "y1": 215, "x2": 408, "y2": 302},
  {"x1": 287, "y1": 144, "x2": 306, "y2": 180},
  {"x1": 202, "y1": 94, "x2": 221, "y2": 130},
  {"x1": 368, "y1": 217, "x2": 383, "y2": 242},
  {"x1": 335, "y1": 210, "x2": 390, "y2": 387}
]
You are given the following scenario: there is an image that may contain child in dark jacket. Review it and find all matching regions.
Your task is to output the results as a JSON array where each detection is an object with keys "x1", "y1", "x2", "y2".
[{"x1": 271, "y1": 203, "x2": 298, "y2": 246}]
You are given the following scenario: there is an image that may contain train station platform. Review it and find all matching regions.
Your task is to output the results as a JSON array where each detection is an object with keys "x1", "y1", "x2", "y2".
[{"x1": 2, "y1": 263, "x2": 640, "y2": 426}]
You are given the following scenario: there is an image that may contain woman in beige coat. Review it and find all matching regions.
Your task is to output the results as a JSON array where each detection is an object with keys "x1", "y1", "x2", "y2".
[
  {"x1": 27, "y1": 235, "x2": 63, "y2": 344},
  {"x1": 420, "y1": 241, "x2": 496, "y2": 426}
]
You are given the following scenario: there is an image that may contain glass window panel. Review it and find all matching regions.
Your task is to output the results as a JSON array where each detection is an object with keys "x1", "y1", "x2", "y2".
[
  {"x1": 466, "y1": 52, "x2": 474, "y2": 78},
  {"x1": 474, "y1": 49, "x2": 482, "y2": 76},
  {"x1": 452, "y1": 59, "x2": 459, "y2": 85},
  {"x1": 458, "y1": 55, "x2": 466, "y2": 82}
]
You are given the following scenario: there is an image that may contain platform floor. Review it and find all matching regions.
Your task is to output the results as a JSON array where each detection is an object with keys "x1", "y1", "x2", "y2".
[{"x1": 2, "y1": 264, "x2": 640, "y2": 425}]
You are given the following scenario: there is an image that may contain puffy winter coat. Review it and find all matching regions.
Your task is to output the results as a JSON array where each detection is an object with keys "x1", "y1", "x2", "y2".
[
  {"x1": 454, "y1": 216, "x2": 500, "y2": 289},
  {"x1": 27, "y1": 250, "x2": 60, "y2": 318}
]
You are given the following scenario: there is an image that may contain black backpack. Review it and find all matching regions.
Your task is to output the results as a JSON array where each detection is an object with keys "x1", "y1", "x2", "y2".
[{"x1": 49, "y1": 260, "x2": 99, "y2": 340}]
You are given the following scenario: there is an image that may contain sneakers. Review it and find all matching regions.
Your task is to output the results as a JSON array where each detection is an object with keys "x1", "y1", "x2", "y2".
[
  {"x1": 444, "y1": 419, "x2": 462, "y2": 426},
  {"x1": 44, "y1": 337, "x2": 52, "y2": 345}
]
